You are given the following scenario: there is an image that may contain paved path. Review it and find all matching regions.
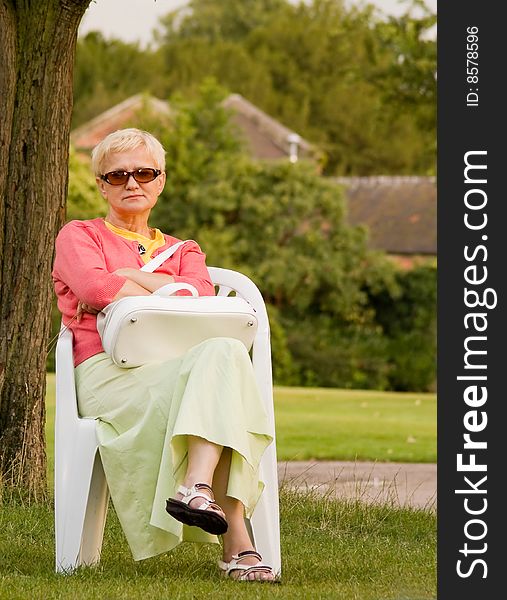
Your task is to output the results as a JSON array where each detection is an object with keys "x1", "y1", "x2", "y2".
[{"x1": 277, "y1": 461, "x2": 437, "y2": 511}]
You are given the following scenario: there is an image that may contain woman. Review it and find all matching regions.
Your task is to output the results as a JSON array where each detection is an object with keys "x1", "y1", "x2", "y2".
[{"x1": 52, "y1": 128, "x2": 276, "y2": 582}]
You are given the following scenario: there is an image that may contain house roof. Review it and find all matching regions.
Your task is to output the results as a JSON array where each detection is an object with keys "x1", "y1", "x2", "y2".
[
  {"x1": 71, "y1": 94, "x2": 172, "y2": 151},
  {"x1": 71, "y1": 93, "x2": 318, "y2": 163},
  {"x1": 335, "y1": 176, "x2": 437, "y2": 255},
  {"x1": 222, "y1": 94, "x2": 317, "y2": 161}
]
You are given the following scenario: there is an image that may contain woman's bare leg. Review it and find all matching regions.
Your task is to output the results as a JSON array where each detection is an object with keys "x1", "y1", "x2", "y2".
[
  {"x1": 212, "y1": 447, "x2": 275, "y2": 581},
  {"x1": 175, "y1": 438, "x2": 274, "y2": 580},
  {"x1": 181, "y1": 435, "x2": 223, "y2": 488},
  {"x1": 174, "y1": 435, "x2": 225, "y2": 518}
]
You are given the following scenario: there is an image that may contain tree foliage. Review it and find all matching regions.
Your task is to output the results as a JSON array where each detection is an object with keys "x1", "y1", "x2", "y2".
[
  {"x1": 67, "y1": 146, "x2": 107, "y2": 220},
  {"x1": 72, "y1": 32, "x2": 166, "y2": 127},
  {"x1": 72, "y1": 0, "x2": 436, "y2": 176},
  {"x1": 371, "y1": 264, "x2": 437, "y2": 391},
  {"x1": 372, "y1": 0, "x2": 437, "y2": 172},
  {"x1": 155, "y1": 0, "x2": 436, "y2": 175}
]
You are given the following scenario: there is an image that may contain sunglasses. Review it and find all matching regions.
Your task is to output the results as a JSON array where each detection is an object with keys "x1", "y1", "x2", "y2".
[{"x1": 100, "y1": 168, "x2": 162, "y2": 186}]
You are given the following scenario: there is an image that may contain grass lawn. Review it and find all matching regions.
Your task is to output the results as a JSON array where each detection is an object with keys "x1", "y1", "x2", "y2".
[
  {"x1": 274, "y1": 386, "x2": 436, "y2": 463},
  {"x1": 0, "y1": 376, "x2": 436, "y2": 599},
  {"x1": 0, "y1": 488, "x2": 436, "y2": 600}
]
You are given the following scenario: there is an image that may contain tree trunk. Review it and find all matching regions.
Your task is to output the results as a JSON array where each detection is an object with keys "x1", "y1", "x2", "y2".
[{"x1": 0, "y1": 0, "x2": 90, "y2": 499}]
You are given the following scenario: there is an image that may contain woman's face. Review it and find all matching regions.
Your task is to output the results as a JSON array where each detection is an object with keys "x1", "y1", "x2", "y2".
[{"x1": 96, "y1": 146, "x2": 166, "y2": 217}]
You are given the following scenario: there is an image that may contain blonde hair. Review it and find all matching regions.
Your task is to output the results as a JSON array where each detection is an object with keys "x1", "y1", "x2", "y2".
[{"x1": 91, "y1": 128, "x2": 166, "y2": 175}]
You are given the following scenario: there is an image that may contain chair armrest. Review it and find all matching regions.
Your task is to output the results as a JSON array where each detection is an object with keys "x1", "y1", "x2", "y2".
[{"x1": 55, "y1": 326, "x2": 80, "y2": 423}]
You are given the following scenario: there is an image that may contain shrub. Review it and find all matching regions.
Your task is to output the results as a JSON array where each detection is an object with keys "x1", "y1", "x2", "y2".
[{"x1": 372, "y1": 265, "x2": 437, "y2": 391}]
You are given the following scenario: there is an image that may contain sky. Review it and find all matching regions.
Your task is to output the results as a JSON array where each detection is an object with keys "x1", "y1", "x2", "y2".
[{"x1": 79, "y1": 0, "x2": 437, "y2": 47}]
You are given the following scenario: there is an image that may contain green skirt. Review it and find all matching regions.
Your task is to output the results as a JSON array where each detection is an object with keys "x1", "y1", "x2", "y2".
[{"x1": 75, "y1": 337, "x2": 273, "y2": 561}]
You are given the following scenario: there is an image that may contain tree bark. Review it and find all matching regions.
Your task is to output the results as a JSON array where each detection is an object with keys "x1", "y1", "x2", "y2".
[{"x1": 0, "y1": 0, "x2": 90, "y2": 499}]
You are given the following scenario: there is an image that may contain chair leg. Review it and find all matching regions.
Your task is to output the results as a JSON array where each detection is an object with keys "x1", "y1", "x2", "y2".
[
  {"x1": 79, "y1": 453, "x2": 110, "y2": 566},
  {"x1": 249, "y1": 444, "x2": 281, "y2": 575},
  {"x1": 56, "y1": 440, "x2": 109, "y2": 573}
]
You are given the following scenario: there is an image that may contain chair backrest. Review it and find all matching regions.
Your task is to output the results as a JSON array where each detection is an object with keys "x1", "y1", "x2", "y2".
[{"x1": 207, "y1": 267, "x2": 275, "y2": 431}]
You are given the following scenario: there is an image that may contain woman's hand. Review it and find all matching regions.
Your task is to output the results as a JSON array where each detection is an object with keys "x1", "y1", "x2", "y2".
[{"x1": 76, "y1": 301, "x2": 100, "y2": 323}]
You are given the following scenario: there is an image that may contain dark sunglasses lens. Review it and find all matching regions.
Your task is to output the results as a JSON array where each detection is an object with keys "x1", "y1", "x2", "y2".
[
  {"x1": 103, "y1": 169, "x2": 159, "y2": 185},
  {"x1": 134, "y1": 168, "x2": 158, "y2": 183},
  {"x1": 106, "y1": 171, "x2": 128, "y2": 185}
]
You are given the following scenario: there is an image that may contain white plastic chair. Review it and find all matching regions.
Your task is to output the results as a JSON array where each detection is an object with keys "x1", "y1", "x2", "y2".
[{"x1": 54, "y1": 267, "x2": 281, "y2": 575}]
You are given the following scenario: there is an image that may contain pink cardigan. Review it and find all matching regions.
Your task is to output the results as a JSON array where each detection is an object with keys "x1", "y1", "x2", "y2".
[{"x1": 52, "y1": 218, "x2": 215, "y2": 367}]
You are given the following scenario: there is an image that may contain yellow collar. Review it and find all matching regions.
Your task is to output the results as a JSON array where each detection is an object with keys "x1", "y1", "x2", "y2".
[{"x1": 104, "y1": 220, "x2": 163, "y2": 243}]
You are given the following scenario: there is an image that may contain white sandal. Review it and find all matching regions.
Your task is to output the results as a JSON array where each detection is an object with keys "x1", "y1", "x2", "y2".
[
  {"x1": 166, "y1": 483, "x2": 228, "y2": 535},
  {"x1": 218, "y1": 550, "x2": 277, "y2": 582}
]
